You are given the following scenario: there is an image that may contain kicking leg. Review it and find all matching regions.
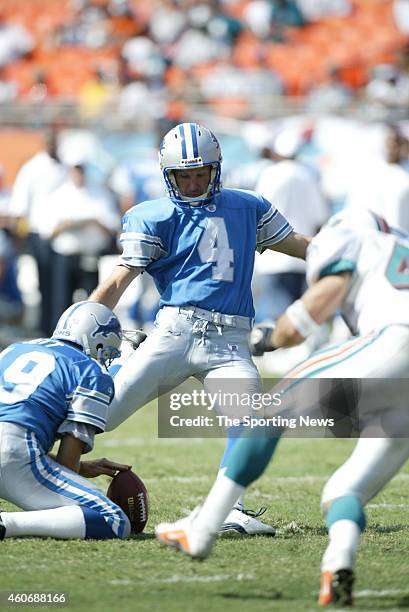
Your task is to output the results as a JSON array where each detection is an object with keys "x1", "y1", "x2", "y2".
[
  {"x1": 155, "y1": 433, "x2": 282, "y2": 557},
  {"x1": 202, "y1": 362, "x2": 276, "y2": 536}
]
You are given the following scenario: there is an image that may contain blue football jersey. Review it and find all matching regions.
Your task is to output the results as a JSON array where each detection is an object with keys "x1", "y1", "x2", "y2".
[
  {"x1": 120, "y1": 188, "x2": 292, "y2": 317},
  {"x1": 0, "y1": 339, "x2": 114, "y2": 452}
]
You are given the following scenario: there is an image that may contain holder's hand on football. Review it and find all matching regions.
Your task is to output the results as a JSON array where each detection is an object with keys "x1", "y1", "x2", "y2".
[
  {"x1": 80, "y1": 458, "x2": 132, "y2": 478},
  {"x1": 249, "y1": 324, "x2": 276, "y2": 356}
]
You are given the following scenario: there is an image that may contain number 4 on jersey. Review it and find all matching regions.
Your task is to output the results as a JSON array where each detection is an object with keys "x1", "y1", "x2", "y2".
[
  {"x1": 198, "y1": 218, "x2": 234, "y2": 282},
  {"x1": 386, "y1": 242, "x2": 409, "y2": 289}
]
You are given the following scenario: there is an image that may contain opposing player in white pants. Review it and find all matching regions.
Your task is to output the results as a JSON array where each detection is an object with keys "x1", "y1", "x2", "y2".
[
  {"x1": 90, "y1": 122, "x2": 310, "y2": 535},
  {"x1": 0, "y1": 302, "x2": 131, "y2": 541},
  {"x1": 155, "y1": 208, "x2": 409, "y2": 605}
]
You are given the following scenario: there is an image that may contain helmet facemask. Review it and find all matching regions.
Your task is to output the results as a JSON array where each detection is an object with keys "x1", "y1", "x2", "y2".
[
  {"x1": 164, "y1": 162, "x2": 221, "y2": 207},
  {"x1": 80, "y1": 332, "x2": 121, "y2": 368}
]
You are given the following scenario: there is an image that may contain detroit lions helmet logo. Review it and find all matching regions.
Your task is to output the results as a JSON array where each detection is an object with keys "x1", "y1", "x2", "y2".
[{"x1": 90, "y1": 314, "x2": 122, "y2": 339}]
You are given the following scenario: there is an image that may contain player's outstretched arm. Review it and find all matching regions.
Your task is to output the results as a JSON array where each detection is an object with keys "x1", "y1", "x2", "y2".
[
  {"x1": 267, "y1": 231, "x2": 311, "y2": 260},
  {"x1": 273, "y1": 271, "x2": 352, "y2": 348},
  {"x1": 89, "y1": 264, "x2": 142, "y2": 310}
]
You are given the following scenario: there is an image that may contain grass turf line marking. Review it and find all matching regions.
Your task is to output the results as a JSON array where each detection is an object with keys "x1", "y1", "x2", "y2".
[
  {"x1": 155, "y1": 574, "x2": 255, "y2": 584},
  {"x1": 100, "y1": 437, "x2": 207, "y2": 447},
  {"x1": 144, "y1": 473, "x2": 409, "y2": 485},
  {"x1": 109, "y1": 574, "x2": 255, "y2": 586},
  {"x1": 355, "y1": 589, "x2": 409, "y2": 598},
  {"x1": 367, "y1": 503, "x2": 409, "y2": 508}
]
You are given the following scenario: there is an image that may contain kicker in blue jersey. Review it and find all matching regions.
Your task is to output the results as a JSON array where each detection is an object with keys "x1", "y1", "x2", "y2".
[{"x1": 120, "y1": 188, "x2": 292, "y2": 317}]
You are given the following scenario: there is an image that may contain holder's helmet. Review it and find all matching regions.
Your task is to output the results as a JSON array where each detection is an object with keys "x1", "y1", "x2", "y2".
[{"x1": 52, "y1": 301, "x2": 122, "y2": 367}]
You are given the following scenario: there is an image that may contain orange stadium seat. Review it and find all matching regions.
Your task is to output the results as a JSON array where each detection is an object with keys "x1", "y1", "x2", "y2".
[
  {"x1": 3, "y1": 60, "x2": 35, "y2": 96},
  {"x1": 208, "y1": 97, "x2": 249, "y2": 118},
  {"x1": 0, "y1": 0, "x2": 407, "y2": 102}
]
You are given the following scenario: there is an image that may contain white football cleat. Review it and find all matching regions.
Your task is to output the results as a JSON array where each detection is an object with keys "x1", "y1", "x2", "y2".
[
  {"x1": 155, "y1": 508, "x2": 216, "y2": 560},
  {"x1": 219, "y1": 507, "x2": 276, "y2": 537}
]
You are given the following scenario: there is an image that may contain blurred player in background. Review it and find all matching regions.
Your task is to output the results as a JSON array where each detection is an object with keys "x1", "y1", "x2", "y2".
[
  {"x1": 345, "y1": 124, "x2": 409, "y2": 232},
  {"x1": 0, "y1": 229, "x2": 23, "y2": 327},
  {"x1": 42, "y1": 158, "x2": 120, "y2": 330},
  {"x1": 8, "y1": 128, "x2": 66, "y2": 336},
  {"x1": 254, "y1": 127, "x2": 330, "y2": 373},
  {"x1": 156, "y1": 208, "x2": 409, "y2": 606},
  {"x1": 255, "y1": 127, "x2": 328, "y2": 322},
  {"x1": 89, "y1": 121, "x2": 310, "y2": 535},
  {"x1": 0, "y1": 301, "x2": 131, "y2": 540}
]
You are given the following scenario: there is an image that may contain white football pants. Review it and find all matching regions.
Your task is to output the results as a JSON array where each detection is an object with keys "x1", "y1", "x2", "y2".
[
  {"x1": 0, "y1": 422, "x2": 129, "y2": 538},
  {"x1": 107, "y1": 306, "x2": 260, "y2": 430},
  {"x1": 309, "y1": 325, "x2": 409, "y2": 507}
]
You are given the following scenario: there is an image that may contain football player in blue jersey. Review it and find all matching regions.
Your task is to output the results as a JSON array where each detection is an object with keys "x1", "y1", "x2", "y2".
[
  {"x1": 90, "y1": 123, "x2": 310, "y2": 535},
  {"x1": 0, "y1": 301, "x2": 132, "y2": 541}
]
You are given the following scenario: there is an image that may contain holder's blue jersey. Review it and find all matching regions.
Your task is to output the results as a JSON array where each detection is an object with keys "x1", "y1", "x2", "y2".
[
  {"x1": 120, "y1": 188, "x2": 292, "y2": 317},
  {"x1": 0, "y1": 339, "x2": 114, "y2": 453}
]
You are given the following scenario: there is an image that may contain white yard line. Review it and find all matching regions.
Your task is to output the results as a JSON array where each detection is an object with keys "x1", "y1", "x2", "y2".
[
  {"x1": 109, "y1": 574, "x2": 254, "y2": 587},
  {"x1": 367, "y1": 503, "x2": 409, "y2": 508},
  {"x1": 154, "y1": 573, "x2": 254, "y2": 584},
  {"x1": 99, "y1": 437, "x2": 207, "y2": 447},
  {"x1": 355, "y1": 588, "x2": 409, "y2": 598}
]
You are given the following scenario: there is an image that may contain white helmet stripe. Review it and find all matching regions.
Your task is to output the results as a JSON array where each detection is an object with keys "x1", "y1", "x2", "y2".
[
  {"x1": 182, "y1": 122, "x2": 195, "y2": 159},
  {"x1": 178, "y1": 124, "x2": 187, "y2": 159}
]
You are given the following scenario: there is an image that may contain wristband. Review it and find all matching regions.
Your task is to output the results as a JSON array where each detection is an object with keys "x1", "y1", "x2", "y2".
[{"x1": 285, "y1": 299, "x2": 320, "y2": 338}]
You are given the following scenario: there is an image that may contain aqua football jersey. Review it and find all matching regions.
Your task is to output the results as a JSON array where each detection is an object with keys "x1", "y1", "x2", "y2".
[
  {"x1": 0, "y1": 339, "x2": 114, "y2": 452},
  {"x1": 119, "y1": 188, "x2": 292, "y2": 317}
]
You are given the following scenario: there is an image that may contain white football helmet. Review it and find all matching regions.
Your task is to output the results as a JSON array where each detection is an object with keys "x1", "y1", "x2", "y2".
[
  {"x1": 52, "y1": 301, "x2": 122, "y2": 366},
  {"x1": 325, "y1": 207, "x2": 390, "y2": 233},
  {"x1": 159, "y1": 122, "x2": 222, "y2": 206}
]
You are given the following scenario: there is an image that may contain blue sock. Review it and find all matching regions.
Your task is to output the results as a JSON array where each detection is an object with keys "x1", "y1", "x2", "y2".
[
  {"x1": 326, "y1": 495, "x2": 366, "y2": 532},
  {"x1": 219, "y1": 423, "x2": 247, "y2": 470},
  {"x1": 225, "y1": 429, "x2": 282, "y2": 487},
  {"x1": 81, "y1": 507, "x2": 119, "y2": 540}
]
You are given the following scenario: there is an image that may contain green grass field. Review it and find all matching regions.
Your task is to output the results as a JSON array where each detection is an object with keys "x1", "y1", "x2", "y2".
[{"x1": 2, "y1": 402, "x2": 409, "y2": 612}]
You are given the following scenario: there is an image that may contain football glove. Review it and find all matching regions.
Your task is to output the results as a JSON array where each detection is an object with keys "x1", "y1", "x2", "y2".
[
  {"x1": 122, "y1": 329, "x2": 147, "y2": 350},
  {"x1": 249, "y1": 324, "x2": 276, "y2": 356}
]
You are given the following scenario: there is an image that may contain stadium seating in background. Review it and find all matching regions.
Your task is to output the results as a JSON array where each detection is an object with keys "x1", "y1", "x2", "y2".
[{"x1": 0, "y1": 0, "x2": 406, "y2": 103}]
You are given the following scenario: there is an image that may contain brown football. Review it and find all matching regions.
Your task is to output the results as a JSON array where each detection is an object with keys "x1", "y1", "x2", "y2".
[{"x1": 107, "y1": 470, "x2": 149, "y2": 534}]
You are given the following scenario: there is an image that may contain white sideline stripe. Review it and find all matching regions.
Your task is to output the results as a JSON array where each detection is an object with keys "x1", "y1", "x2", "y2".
[
  {"x1": 147, "y1": 476, "x2": 210, "y2": 484},
  {"x1": 143, "y1": 475, "x2": 327, "y2": 484},
  {"x1": 109, "y1": 573, "x2": 254, "y2": 587},
  {"x1": 367, "y1": 503, "x2": 409, "y2": 508},
  {"x1": 99, "y1": 437, "x2": 206, "y2": 447},
  {"x1": 156, "y1": 573, "x2": 255, "y2": 584},
  {"x1": 355, "y1": 588, "x2": 409, "y2": 598},
  {"x1": 95, "y1": 466, "x2": 409, "y2": 486}
]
